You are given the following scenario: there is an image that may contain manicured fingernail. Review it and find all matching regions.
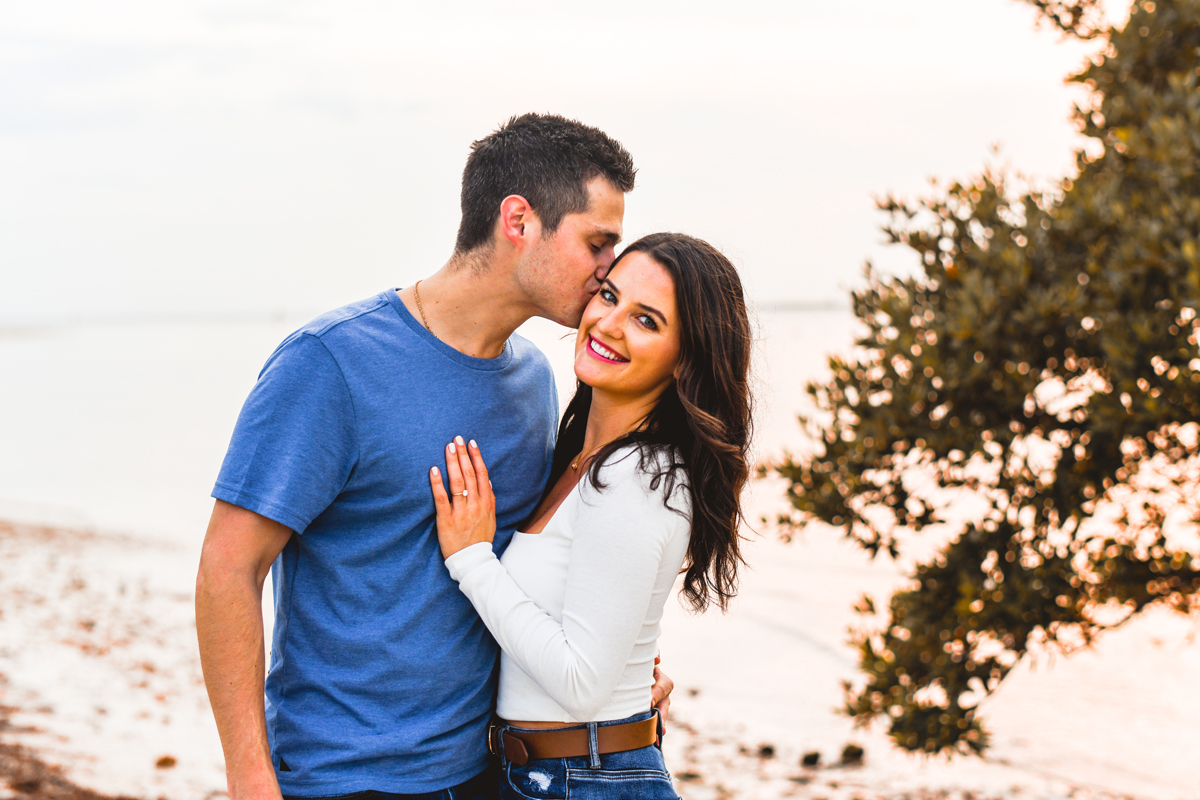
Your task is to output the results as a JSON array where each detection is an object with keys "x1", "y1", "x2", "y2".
[
  {"x1": 455, "y1": 435, "x2": 465, "y2": 446},
  {"x1": 431, "y1": 467, "x2": 439, "y2": 476},
  {"x1": 448, "y1": 442, "x2": 456, "y2": 454},
  {"x1": 469, "y1": 439, "x2": 478, "y2": 449}
]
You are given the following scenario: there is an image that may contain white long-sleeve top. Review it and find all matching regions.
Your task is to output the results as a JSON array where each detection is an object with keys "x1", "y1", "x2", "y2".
[{"x1": 444, "y1": 446, "x2": 691, "y2": 723}]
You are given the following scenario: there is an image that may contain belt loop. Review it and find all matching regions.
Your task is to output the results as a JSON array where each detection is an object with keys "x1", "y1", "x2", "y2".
[
  {"x1": 586, "y1": 722, "x2": 601, "y2": 769},
  {"x1": 496, "y1": 724, "x2": 507, "y2": 767},
  {"x1": 653, "y1": 707, "x2": 664, "y2": 747}
]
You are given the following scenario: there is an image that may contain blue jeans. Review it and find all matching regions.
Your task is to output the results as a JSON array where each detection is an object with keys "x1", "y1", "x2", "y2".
[{"x1": 496, "y1": 711, "x2": 680, "y2": 800}]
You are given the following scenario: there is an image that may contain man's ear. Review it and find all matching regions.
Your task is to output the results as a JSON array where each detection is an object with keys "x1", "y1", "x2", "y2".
[{"x1": 498, "y1": 195, "x2": 541, "y2": 250}]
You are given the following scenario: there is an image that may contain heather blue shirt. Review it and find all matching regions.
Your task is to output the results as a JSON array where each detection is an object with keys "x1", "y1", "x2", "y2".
[{"x1": 212, "y1": 290, "x2": 557, "y2": 796}]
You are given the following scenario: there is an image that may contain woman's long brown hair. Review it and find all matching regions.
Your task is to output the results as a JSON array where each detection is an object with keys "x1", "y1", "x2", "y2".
[{"x1": 549, "y1": 232, "x2": 753, "y2": 613}]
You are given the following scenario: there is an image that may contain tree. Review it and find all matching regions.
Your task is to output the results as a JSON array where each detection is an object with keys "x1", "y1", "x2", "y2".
[
  {"x1": 767, "y1": 0, "x2": 1200, "y2": 755},
  {"x1": 1026, "y1": 0, "x2": 1109, "y2": 38}
]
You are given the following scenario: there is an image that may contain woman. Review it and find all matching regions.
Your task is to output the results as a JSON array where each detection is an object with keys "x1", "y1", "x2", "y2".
[{"x1": 427, "y1": 232, "x2": 752, "y2": 799}]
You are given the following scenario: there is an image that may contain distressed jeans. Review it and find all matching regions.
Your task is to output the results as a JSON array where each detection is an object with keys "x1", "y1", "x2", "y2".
[{"x1": 496, "y1": 711, "x2": 680, "y2": 800}]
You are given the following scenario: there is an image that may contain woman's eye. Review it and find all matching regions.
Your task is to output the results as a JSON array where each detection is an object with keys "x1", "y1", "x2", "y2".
[
  {"x1": 638, "y1": 314, "x2": 659, "y2": 331},
  {"x1": 599, "y1": 288, "x2": 617, "y2": 304}
]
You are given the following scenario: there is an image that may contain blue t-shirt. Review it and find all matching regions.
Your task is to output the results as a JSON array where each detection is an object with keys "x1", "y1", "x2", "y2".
[{"x1": 212, "y1": 290, "x2": 557, "y2": 796}]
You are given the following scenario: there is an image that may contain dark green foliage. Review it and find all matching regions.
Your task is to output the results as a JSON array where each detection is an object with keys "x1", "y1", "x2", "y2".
[{"x1": 767, "y1": 0, "x2": 1200, "y2": 755}]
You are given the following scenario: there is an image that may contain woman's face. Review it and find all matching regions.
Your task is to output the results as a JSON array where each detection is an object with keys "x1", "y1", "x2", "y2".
[{"x1": 573, "y1": 251, "x2": 682, "y2": 403}]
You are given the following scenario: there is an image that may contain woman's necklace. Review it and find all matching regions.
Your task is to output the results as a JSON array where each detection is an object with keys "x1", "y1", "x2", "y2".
[
  {"x1": 570, "y1": 437, "x2": 617, "y2": 471},
  {"x1": 570, "y1": 420, "x2": 646, "y2": 470}
]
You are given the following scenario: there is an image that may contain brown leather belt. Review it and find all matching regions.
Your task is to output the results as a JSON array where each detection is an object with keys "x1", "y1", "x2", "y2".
[{"x1": 488, "y1": 714, "x2": 660, "y2": 767}]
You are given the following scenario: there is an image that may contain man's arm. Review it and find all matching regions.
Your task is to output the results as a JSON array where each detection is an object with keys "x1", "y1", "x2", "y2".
[{"x1": 196, "y1": 500, "x2": 294, "y2": 800}]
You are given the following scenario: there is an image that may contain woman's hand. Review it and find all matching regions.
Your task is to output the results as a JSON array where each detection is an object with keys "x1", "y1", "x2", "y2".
[{"x1": 429, "y1": 436, "x2": 496, "y2": 559}]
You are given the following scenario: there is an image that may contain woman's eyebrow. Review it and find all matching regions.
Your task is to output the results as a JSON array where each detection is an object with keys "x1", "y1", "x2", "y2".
[{"x1": 636, "y1": 302, "x2": 668, "y2": 324}]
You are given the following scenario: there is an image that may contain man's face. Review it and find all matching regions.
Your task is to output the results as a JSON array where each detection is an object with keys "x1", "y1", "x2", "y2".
[{"x1": 517, "y1": 177, "x2": 625, "y2": 328}]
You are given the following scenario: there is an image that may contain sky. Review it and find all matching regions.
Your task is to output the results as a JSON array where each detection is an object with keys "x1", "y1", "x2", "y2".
[{"x1": 1, "y1": 0, "x2": 1125, "y2": 323}]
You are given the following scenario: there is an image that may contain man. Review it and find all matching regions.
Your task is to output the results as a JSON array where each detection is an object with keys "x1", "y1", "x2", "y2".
[{"x1": 195, "y1": 113, "x2": 670, "y2": 800}]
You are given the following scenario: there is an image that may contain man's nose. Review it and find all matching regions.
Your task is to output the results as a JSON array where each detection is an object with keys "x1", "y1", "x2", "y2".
[{"x1": 594, "y1": 246, "x2": 616, "y2": 278}]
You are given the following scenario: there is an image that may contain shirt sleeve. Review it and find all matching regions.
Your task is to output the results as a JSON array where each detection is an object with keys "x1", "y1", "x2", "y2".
[
  {"x1": 444, "y1": 451, "x2": 686, "y2": 721},
  {"x1": 212, "y1": 332, "x2": 358, "y2": 534}
]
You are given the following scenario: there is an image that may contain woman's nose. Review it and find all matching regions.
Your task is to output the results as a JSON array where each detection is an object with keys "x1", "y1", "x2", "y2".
[{"x1": 595, "y1": 309, "x2": 623, "y2": 337}]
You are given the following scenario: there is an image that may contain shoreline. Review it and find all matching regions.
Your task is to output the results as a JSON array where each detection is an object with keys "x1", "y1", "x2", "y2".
[{"x1": 3, "y1": 517, "x2": 1198, "y2": 800}]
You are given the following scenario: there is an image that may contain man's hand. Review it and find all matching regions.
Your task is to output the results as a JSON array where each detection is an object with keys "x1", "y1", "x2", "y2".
[
  {"x1": 650, "y1": 655, "x2": 674, "y2": 734},
  {"x1": 196, "y1": 500, "x2": 293, "y2": 800}
]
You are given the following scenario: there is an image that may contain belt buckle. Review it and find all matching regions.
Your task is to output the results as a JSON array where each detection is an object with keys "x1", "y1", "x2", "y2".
[{"x1": 487, "y1": 722, "x2": 500, "y2": 756}]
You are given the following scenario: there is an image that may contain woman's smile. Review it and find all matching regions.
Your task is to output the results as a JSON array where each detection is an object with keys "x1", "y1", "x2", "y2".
[{"x1": 585, "y1": 335, "x2": 629, "y2": 363}]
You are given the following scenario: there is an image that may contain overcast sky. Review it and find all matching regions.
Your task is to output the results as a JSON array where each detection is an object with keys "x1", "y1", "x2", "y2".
[{"x1": 1, "y1": 0, "x2": 1125, "y2": 323}]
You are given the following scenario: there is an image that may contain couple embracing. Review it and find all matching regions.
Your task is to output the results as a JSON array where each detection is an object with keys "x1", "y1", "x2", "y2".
[{"x1": 196, "y1": 113, "x2": 753, "y2": 800}]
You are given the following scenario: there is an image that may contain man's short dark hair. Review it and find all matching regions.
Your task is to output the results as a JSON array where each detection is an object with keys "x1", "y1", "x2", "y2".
[{"x1": 455, "y1": 113, "x2": 636, "y2": 254}]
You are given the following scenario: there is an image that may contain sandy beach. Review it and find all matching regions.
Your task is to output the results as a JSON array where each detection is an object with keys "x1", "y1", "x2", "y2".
[
  {"x1": 4, "y1": 506, "x2": 1198, "y2": 800},
  {"x1": 0, "y1": 519, "x2": 222, "y2": 799}
]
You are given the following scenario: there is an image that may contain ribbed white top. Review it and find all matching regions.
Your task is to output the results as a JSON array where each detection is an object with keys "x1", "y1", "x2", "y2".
[{"x1": 445, "y1": 446, "x2": 691, "y2": 723}]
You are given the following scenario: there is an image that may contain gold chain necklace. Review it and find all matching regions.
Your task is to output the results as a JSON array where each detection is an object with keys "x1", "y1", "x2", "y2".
[{"x1": 413, "y1": 280, "x2": 434, "y2": 335}]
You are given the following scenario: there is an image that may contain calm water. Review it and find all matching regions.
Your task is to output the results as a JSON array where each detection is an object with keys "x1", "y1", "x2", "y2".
[{"x1": 0, "y1": 306, "x2": 857, "y2": 549}]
